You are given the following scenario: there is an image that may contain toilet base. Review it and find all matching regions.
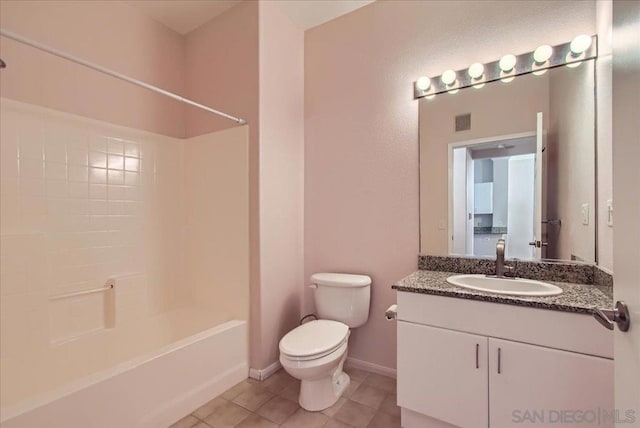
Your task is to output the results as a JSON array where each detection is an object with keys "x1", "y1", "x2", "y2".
[
  {"x1": 280, "y1": 337, "x2": 351, "y2": 412},
  {"x1": 299, "y1": 364, "x2": 350, "y2": 411}
]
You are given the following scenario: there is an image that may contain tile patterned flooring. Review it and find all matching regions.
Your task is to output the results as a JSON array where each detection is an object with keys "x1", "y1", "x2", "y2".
[{"x1": 168, "y1": 367, "x2": 400, "y2": 428}]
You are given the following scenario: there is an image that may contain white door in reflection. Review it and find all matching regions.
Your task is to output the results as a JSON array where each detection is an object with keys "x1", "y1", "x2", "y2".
[{"x1": 449, "y1": 133, "x2": 537, "y2": 259}]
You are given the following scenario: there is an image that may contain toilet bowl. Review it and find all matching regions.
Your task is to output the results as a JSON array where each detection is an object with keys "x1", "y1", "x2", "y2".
[
  {"x1": 279, "y1": 320, "x2": 351, "y2": 411},
  {"x1": 278, "y1": 273, "x2": 371, "y2": 411}
]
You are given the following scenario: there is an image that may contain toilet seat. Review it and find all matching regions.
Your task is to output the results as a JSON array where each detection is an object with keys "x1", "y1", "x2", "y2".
[{"x1": 280, "y1": 320, "x2": 349, "y2": 361}]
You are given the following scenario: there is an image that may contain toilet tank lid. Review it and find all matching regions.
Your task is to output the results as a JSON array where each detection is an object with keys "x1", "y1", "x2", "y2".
[{"x1": 311, "y1": 273, "x2": 371, "y2": 287}]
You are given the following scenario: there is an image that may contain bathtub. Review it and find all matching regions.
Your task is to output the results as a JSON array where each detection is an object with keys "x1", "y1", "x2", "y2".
[{"x1": 0, "y1": 318, "x2": 248, "y2": 428}]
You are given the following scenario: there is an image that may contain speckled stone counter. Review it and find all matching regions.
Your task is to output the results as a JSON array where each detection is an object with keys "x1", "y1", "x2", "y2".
[
  {"x1": 474, "y1": 226, "x2": 507, "y2": 234},
  {"x1": 392, "y1": 270, "x2": 613, "y2": 314},
  {"x1": 418, "y1": 254, "x2": 614, "y2": 287}
]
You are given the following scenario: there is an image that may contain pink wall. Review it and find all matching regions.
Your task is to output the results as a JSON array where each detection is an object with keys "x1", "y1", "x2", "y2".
[
  {"x1": 256, "y1": 1, "x2": 305, "y2": 370},
  {"x1": 304, "y1": 0, "x2": 596, "y2": 370},
  {"x1": 184, "y1": 1, "x2": 258, "y2": 139},
  {"x1": 0, "y1": 0, "x2": 185, "y2": 138},
  {"x1": 183, "y1": 2, "x2": 305, "y2": 372},
  {"x1": 183, "y1": 1, "x2": 264, "y2": 369}
]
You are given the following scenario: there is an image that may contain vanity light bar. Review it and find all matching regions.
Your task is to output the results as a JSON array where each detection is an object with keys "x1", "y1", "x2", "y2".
[{"x1": 413, "y1": 35, "x2": 598, "y2": 99}]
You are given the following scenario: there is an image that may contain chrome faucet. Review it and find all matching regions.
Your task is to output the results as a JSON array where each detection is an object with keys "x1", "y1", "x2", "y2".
[{"x1": 495, "y1": 238, "x2": 514, "y2": 277}]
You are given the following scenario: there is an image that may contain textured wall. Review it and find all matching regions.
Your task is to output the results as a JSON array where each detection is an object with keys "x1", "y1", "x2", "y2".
[
  {"x1": 183, "y1": 2, "x2": 264, "y2": 369},
  {"x1": 304, "y1": 0, "x2": 596, "y2": 371},
  {"x1": 0, "y1": 0, "x2": 186, "y2": 137},
  {"x1": 256, "y1": 2, "x2": 305, "y2": 370}
]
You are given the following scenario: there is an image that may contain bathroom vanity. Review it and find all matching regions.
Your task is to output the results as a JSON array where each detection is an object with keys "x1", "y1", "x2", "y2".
[{"x1": 393, "y1": 261, "x2": 614, "y2": 428}]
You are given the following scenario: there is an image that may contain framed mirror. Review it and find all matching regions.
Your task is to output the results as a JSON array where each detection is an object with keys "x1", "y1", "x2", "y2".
[{"x1": 419, "y1": 59, "x2": 598, "y2": 263}]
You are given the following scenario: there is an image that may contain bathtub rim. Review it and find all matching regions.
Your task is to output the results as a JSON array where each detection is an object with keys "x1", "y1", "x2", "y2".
[{"x1": 1, "y1": 319, "x2": 247, "y2": 423}]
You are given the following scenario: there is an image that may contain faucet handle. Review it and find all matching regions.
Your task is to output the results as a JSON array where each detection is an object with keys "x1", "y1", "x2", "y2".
[
  {"x1": 528, "y1": 240, "x2": 548, "y2": 248},
  {"x1": 504, "y1": 259, "x2": 518, "y2": 277}
]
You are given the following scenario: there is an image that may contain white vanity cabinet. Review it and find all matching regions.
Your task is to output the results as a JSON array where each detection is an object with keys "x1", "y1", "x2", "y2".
[
  {"x1": 396, "y1": 292, "x2": 614, "y2": 428},
  {"x1": 488, "y1": 339, "x2": 613, "y2": 428},
  {"x1": 398, "y1": 322, "x2": 489, "y2": 427}
]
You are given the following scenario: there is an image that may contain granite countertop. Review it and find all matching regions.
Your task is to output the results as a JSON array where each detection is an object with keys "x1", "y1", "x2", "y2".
[
  {"x1": 474, "y1": 226, "x2": 507, "y2": 235},
  {"x1": 392, "y1": 270, "x2": 613, "y2": 314}
]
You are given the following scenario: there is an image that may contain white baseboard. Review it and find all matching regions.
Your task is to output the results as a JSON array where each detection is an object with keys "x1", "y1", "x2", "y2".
[
  {"x1": 250, "y1": 357, "x2": 395, "y2": 382},
  {"x1": 345, "y1": 357, "x2": 397, "y2": 379},
  {"x1": 249, "y1": 360, "x2": 282, "y2": 381}
]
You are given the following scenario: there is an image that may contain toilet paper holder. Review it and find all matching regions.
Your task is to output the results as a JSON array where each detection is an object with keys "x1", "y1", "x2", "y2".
[{"x1": 385, "y1": 304, "x2": 398, "y2": 320}]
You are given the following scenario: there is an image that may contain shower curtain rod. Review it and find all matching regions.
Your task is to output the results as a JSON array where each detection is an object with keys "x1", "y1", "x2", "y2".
[{"x1": 0, "y1": 28, "x2": 247, "y2": 125}]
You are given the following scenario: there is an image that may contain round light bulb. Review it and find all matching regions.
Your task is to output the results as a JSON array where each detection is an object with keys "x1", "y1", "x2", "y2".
[
  {"x1": 468, "y1": 63, "x2": 484, "y2": 79},
  {"x1": 416, "y1": 76, "x2": 431, "y2": 91},
  {"x1": 533, "y1": 45, "x2": 553, "y2": 63},
  {"x1": 570, "y1": 34, "x2": 592, "y2": 54},
  {"x1": 441, "y1": 69, "x2": 457, "y2": 86},
  {"x1": 499, "y1": 54, "x2": 517, "y2": 72}
]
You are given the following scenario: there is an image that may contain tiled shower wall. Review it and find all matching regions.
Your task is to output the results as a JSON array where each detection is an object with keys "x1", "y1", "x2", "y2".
[
  {"x1": 0, "y1": 98, "x2": 186, "y2": 349},
  {"x1": 1, "y1": 99, "x2": 249, "y2": 408}
]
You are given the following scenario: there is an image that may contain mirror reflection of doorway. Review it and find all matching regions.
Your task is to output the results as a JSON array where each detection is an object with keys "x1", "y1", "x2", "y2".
[{"x1": 450, "y1": 135, "x2": 537, "y2": 259}]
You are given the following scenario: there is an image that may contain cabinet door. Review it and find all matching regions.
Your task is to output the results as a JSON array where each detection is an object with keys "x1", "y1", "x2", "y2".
[
  {"x1": 398, "y1": 321, "x2": 489, "y2": 428},
  {"x1": 489, "y1": 339, "x2": 614, "y2": 427}
]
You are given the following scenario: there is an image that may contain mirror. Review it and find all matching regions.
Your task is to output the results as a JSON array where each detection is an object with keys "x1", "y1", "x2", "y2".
[{"x1": 420, "y1": 59, "x2": 597, "y2": 262}]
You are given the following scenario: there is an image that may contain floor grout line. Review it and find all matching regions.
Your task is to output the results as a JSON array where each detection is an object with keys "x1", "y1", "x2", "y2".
[{"x1": 170, "y1": 367, "x2": 399, "y2": 428}]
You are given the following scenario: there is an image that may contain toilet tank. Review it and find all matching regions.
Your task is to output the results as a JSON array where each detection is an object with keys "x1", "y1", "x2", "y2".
[{"x1": 311, "y1": 273, "x2": 371, "y2": 328}]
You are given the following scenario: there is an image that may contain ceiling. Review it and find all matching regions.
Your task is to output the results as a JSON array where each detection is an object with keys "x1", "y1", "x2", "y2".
[
  {"x1": 127, "y1": 0, "x2": 375, "y2": 35},
  {"x1": 276, "y1": 0, "x2": 375, "y2": 31},
  {"x1": 127, "y1": 1, "x2": 242, "y2": 35}
]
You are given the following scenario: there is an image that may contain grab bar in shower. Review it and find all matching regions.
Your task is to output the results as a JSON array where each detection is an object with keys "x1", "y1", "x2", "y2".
[{"x1": 48, "y1": 279, "x2": 115, "y2": 301}]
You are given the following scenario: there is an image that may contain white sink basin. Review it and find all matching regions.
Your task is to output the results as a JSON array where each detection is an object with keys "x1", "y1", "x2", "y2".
[{"x1": 446, "y1": 274, "x2": 563, "y2": 297}]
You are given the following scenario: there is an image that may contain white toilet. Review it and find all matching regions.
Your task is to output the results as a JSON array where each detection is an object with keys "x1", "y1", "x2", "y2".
[{"x1": 279, "y1": 272, "x2": 371, "y2": 411}]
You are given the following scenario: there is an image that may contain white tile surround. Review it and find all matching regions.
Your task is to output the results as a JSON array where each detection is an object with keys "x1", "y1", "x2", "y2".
[{"x1": 0, "y1": 98, "x2": 249, "y2": 411}]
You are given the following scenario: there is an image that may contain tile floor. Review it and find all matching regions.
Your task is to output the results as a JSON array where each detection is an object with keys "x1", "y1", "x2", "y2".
[{"x1": 168, "y1": 367, "x2": 400, "y2": 428}]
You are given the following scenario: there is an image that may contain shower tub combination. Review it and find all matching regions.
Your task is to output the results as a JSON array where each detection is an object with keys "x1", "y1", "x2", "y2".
[
  {"x1": 0, "y1": 97, "x2": 250, "y2": 428},
  {"x1": 0, "y1": 27, "x2": 250, "y2": 428}
]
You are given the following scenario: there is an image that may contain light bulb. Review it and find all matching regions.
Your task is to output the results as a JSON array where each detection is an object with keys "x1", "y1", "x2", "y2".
[
  {"x1": 499, "y1": 54, "x2": 517, "y2": 72},
  {"x1": 570, "y1": 34, "x2": 592, "y2": 54},
  {"x1": 468, "y1": 63, "x2": 484, "y2": 79},
  {"x1": 441, "y1": 69, "x2": 457, "y2": 86},
  {"x1": 416, "y1": 76, "x2": 431, "y2": 91},
  {"x1": 533, "y1": 45, "x2": 553, "y2": 63}
]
